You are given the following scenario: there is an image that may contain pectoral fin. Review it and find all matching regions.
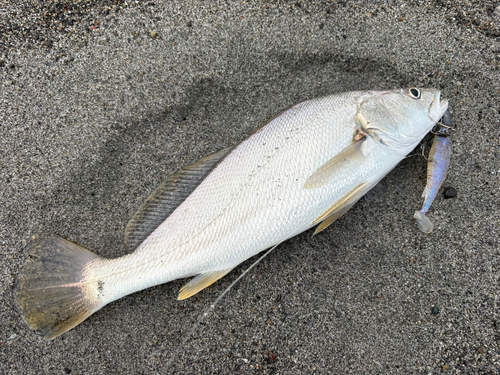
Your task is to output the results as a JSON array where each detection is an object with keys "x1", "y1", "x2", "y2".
[
  {"x1": 178, "y1": 268, "x2": 234, "y2": 300},
  {"x1": 304, "y1": 137, "x2": 366, "y2": 189},
  {"x1": 312, "y1": 181, "x2": 373, "y2": 234}
]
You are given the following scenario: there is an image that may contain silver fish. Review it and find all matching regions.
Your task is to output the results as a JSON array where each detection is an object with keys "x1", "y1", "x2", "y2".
[
  {"x1": 14, "y1": 87, "x2": 448, "y2": 339},
  {"x1": 414, "y1": 109, "x2": 453, "y2": 233}
]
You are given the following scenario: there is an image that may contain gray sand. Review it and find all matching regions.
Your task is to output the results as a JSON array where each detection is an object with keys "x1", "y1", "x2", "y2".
[{"x1": 1, "y1": 1, "x2": 499, "y2": 373}]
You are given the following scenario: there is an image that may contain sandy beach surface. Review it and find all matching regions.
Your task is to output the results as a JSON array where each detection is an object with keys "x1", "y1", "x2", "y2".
[{"x1": 1, "y1": 1, "x2": 499, "y2": 373}]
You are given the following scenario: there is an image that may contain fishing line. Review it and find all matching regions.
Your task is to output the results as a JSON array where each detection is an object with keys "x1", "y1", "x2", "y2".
[{"x1": 162, "y1": 241, "x2": 282, "y2": 370}]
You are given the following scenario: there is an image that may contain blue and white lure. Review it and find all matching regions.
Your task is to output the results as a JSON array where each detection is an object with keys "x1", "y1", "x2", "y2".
[{"x1": 414, "y1": 109, "x2": 453, "y2": 233}]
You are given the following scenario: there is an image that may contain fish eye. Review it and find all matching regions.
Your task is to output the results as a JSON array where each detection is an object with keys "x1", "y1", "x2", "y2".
[{"x1": 408, "y1": 87, "x2": 421, "y2": 99}]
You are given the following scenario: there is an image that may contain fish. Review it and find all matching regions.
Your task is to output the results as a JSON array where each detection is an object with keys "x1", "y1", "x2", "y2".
[
  {"x1": 14, "y1": 87, "x2": 448, "y2": 340},
  {"x1": 414, "y1": 109, "x2": 453, "y2": 233}
]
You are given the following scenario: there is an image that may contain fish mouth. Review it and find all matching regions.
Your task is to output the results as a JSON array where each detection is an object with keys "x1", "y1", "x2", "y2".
[{"x1": 429, "y1": 90, "x2": 449, "y2": 123}]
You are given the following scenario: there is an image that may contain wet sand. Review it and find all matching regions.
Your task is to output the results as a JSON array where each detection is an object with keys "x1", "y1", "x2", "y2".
[{"x1": 1, "y1": 1, "x2": 499, "y2": 373}]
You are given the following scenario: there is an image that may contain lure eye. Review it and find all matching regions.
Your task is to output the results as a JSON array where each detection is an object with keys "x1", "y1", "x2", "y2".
[{"x1": 408, "y1": 87, "x2": 421, "y2": 99}]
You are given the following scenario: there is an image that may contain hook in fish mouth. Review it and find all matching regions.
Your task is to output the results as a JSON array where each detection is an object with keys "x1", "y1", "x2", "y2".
[
  {"x1": 434, "y1": 121, "x2": 453, "y2": 129},
  {"x1": 431, "y1": 117, "x2": 454, "y2": 137},
  {"x1": 432, "y1": 108, "x2": 453, "y2": 136}
]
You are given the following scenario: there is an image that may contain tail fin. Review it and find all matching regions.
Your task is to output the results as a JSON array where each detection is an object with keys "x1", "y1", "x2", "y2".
[{"x1": 14, "y1": 234, "x2": 103, "y2": 340}]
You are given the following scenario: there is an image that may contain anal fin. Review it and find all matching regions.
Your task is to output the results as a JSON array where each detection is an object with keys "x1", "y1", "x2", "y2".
[{"x1": 178, "y1": 268, "x2": 234, "y2": 300}]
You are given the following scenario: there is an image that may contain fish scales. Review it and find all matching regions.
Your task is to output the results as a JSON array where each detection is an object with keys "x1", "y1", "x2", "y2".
[
  {"x1": 14, "y1": 88, "x2": 448, "y2": 339},
  {"x1": 88, "y1": 93, "x2": 390, "y2": 302}
]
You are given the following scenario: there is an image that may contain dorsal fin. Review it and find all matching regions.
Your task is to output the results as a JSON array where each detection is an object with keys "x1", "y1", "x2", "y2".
[{"x1": 124, "y1": 147, "x2": 233, "y2": 252}]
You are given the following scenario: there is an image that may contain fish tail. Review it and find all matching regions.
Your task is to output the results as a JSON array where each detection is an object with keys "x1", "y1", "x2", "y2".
[
  {"x1": 14, "y1": 234, "x2": 104, "y2": 340},
  {"x1": 414, "y1": 210, "x2": 434, "y2": 234}
]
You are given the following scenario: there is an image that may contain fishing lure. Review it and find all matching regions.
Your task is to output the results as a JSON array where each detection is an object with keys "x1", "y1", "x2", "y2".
[{"x1": 414, "y1": 109, "x2": 453, "y2": 233}]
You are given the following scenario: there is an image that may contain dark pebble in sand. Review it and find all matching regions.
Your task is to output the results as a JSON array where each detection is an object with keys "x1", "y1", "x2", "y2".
[{"x1": 443, "y1": 187, "x2": 457, "y2": 199}]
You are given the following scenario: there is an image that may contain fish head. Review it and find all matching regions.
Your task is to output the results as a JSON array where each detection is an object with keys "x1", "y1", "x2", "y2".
[{"x1": 355, "y1": 87, "x2": 449, "y2": 156}]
